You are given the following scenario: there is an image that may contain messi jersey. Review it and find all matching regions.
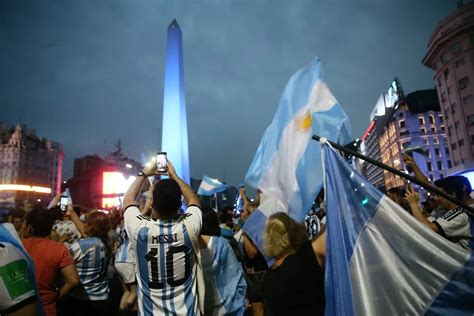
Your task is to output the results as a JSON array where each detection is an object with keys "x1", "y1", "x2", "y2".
[
  {"x1": 124, "y1": 205, "x2": 202, "y2": 316},
  {"x1": 66, "y1": 237, "x2": 110, "y2": 301},
  {"x1": 116, "y1": 224, "x2": 133, "y2": 264}
]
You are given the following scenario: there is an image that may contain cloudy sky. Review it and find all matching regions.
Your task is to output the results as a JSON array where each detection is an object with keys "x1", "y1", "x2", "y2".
[{"x1": 0, "y1": 0, "x2": 454, "y2": 186}]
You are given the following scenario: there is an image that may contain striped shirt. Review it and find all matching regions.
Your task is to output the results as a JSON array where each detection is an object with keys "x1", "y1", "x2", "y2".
[
  {"x1": 66, "y1": 237, "x2": 110, "y2": 300},
  {"x1": 116, "y1": 235, "x2": 132, "y2": 263},
  {"x1": 124, "y1": 205, "x2": 202, "y2": 316},
  {"x1": 430, "y1": 206, "x2": 474, "y2": 249}
]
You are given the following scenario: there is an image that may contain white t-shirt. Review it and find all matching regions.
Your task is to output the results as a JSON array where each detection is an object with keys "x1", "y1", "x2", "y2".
[
  {"x1": 53, "y1": 219, "x2": 82, "y2": 240},
  {"x1": 430, "y1": 206, "x2": 474, "y2": 249},
  {"x1": 124, "y1": 204, "x2": 202, "y2": 316},
  {"x1": 0, "y1": 224, "x2": 36, "y2": 313}
]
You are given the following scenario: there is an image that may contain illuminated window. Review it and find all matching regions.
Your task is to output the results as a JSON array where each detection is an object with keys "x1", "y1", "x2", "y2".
[
  {"x1": 419, "y1": 117, "x2": 425, "y2": 125},
  {"x1": 399, "y1": 120, "x2": 406, "y2": 129},
  {"x1": 429, "y1": 115, "x2": 435, "y2": 124},
  {"x1": 434, "y1": 137, "x2": 439, "y2": 144},
  {"x1": 421, "y1": 128, "x2": 426, "y2": 134},
  {"x1": 431, "y1": 127, "x2": 436, "y2": 133}
]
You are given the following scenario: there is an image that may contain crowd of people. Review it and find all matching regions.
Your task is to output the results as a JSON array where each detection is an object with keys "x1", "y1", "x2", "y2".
[{"x1": 0, "y1": 153, "x2": 473, "y2": 316}]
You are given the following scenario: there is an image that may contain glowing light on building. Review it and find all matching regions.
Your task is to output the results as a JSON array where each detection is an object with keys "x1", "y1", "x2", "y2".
[
  {"x1": 125, "y1": 163, "x2": 132, "y2": 169},
  {"x1": 102, "y1": 172, "x2": 136, "y2": 208},
  {"x1": 0, "y1": 185, "x2": 52, "y2": 194},
  {"x1": 362, "y1": 120, "x2": 376, "y2": 141},
  {"x1": 162, "y1": 19, "x2": 190, "y2": 184}
]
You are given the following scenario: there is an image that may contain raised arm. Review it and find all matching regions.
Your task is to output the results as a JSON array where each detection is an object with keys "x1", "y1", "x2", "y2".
[
  {"x1": 167, "y1": 161, "x2": 200, "y2": 207},
  {"x1": 311, "y1": 228, "x2": 326, "y2": 268},
  {"x1": 123, "y1": 166, "x2": 154, "y2": 209},
  {"x1": 403, "y1": 155, "x2": 430, "y2": 187},
  {"x1": 240, "y1": 187, "x2": 250, "y2": 211},
  {"x1": 404, "y1": 185, "x2": 439, "y2": 233},
  {"x1": 66, "y1": 205, "x2": 86, "y2": 237},
  {"x1": 141, "y1": 182, "x2": 154, "y2": 216}
]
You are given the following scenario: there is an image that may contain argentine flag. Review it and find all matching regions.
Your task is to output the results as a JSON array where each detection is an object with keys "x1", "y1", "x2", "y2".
[
  {"x1": 322, "y1": 142, "x2": 474, "y2": 315},
  {"x1": 243, "y1": 57, "x2": 350, "y2": 256},
  {"x1": 198, "y1": 176, "x2": 228, "y2": 196}
]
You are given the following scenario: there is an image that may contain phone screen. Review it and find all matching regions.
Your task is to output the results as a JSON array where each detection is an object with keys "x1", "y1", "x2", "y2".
[
  {"x1": 60, "y1": 196, "x2": 68, "y2": 212},
  {"x1": 156, "y1": 152, "x2": 168, "y2": 173}
]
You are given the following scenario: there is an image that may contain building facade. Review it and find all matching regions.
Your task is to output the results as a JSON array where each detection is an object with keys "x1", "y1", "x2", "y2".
[
  {"x1": 379, "y1": 90, "x2": 449, "y2": 190},
  {"x1": 422, "y1": 2, "x2": 474, "y2": 175},
  {"x1": 361, "y1": 119, "x2": 385, "y2": 189},
  {"x1": 66, "y1": 146, "x2": 142, "y2": 209},
  {"x1": 0, "y1": 123, "x2": 63, "y2": 208}
]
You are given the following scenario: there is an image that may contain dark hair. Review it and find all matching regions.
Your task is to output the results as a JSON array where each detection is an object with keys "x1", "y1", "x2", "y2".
[
  {"x1": 219, "y1": 212, "x2": 233, "y2": 225},
  {"x1": 201, "y1": 207, "x2": 221, "y2": 236},
  {"x1": 450, "y1": 175, "x2": 472, "y2": 196},
  {"x1": 434, "y1": 176, "x2": 465, "y2": 202},
  {"x1": 221, "y1": 205, "x2": 234, "y2": 214},
  {"x1": 26, "y1": 209, "x2": 56, "y2": 237},
  {"x1": 387, "y1": 187, "x2": 406, "y2": 198},
  {"x1": 153, "y1": 179, "x2": 182, "y2": 218}
]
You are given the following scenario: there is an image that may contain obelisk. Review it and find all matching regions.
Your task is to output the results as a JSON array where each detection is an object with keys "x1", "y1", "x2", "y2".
[{"x1": 162, "y1": 19, "x2": 190, "y2": 184}]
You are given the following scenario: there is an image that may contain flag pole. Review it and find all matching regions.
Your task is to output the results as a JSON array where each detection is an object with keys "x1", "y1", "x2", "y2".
[{"x1": 312, "y1": 134, "x2": 474, "y2": 217}]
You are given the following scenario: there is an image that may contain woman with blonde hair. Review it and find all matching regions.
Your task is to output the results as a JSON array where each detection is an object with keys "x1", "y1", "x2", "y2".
[{"x1": 263, "y1": 212, "x2": 326, "y2": 316}]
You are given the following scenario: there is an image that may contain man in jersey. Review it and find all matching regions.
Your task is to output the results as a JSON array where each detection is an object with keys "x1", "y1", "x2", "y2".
[
  {"x1": 123, "y1": 160, "x2": 202, "y2": 315},
  {"x1": 405, "y1": 177, "x2": 474, "y2": 250}
]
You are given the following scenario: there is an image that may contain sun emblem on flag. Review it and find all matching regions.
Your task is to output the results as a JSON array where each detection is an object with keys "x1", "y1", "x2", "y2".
[{"x1": 296, "y1": 112, "x2": 313, "y2": 132}]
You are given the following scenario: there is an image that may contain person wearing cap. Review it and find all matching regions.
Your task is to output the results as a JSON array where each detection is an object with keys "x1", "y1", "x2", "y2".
[{"x1": 405, "y1": 176, "x2": 474, "y2": 250}]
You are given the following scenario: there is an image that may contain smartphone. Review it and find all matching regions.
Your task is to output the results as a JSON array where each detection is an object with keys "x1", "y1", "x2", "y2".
[
  {"x1": 156, "y1": 152, "x2": 168, "y2": 174},
  {"x1": 60, "y1": 196, "x2": 68, "y2": 213}
]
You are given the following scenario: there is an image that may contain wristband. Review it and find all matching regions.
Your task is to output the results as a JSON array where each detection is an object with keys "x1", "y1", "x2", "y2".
[{"x1": 137, "y1": 171, "x2": 147, "y2": 177}]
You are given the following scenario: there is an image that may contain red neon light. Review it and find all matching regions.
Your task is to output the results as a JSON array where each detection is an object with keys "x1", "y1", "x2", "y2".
[{"x1": 362, "y1": 121, "x2": 376, "y2": 141}]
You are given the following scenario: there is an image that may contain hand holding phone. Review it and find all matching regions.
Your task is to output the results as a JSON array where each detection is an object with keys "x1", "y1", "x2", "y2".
[
  {"x1": 156, "y1": 152, "x2": 168, "y2": 174},
  {"x1": 60, "y1": 196, "x2": 68, "y2": 213}
]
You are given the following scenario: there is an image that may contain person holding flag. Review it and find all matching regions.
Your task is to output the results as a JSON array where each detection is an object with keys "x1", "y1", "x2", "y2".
[{"x1": 320, "y1": 138, "x2": 474, "y2": 315}]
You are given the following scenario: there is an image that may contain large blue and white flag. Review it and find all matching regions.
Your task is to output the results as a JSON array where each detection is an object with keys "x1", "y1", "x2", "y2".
[
  {"x1": 322, "y1": 142, "x2": 474, "y2": 315},
  {"x1": 198, "y1": 176, "x2": 228, "y2": 196},
  {"x1": 243, "y1": 58, "x2": 351, "y2": 255}
]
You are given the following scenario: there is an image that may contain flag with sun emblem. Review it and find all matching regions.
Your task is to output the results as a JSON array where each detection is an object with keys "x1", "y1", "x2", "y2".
[{"x1": 243, "y1": 57, "x2": 351, "y2": 258}]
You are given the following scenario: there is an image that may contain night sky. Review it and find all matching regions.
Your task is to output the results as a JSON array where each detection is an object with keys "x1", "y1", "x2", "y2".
[{"x1": 0, "y1": 0, "x2": 454, "y2": 187}]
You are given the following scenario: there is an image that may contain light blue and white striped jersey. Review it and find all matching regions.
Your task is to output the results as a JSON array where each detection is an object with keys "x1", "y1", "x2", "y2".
[
  {"x1": 66, "y1": 237, "x2": 110, "y2": 301},
  {"x1": 124, "y1": 205, "x2": 202, "y2": 316},
  {"x1": 115, "y1": 224, "x2": 132, "y2": 263}
]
